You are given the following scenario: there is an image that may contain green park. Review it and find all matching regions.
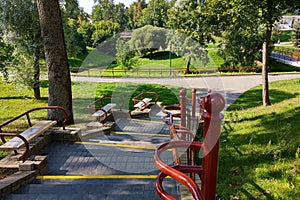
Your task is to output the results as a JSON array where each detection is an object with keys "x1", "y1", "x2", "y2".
[{"x1": 0, "y1": 0, "x2": 300, "y2": 199}]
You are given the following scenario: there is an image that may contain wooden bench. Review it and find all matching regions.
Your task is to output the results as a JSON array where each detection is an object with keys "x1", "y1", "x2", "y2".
[
  {"x1": 132, "y1": 92, "x2": 158, "y2": 111},
  {"x1": 134, "y1": 98, "x2": 152, "y2": 110},
  {"x1": 0, "y1": 106, "x2": 68, "y2": 162},
  {"x1": 87, "y1": 95, "x2": 124, "y2": 124},
  {"x1": 0, "y1": 121, "x2": 57, "y2": 162},
  {"x1": 92, "y1": 103, "x2": 116, "y2": 122}
]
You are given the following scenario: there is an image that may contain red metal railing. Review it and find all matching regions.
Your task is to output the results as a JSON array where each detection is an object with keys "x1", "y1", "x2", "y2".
[
  {"x1": 0, "y1": 106, "x2": 69, "y2": 162},
  {"x1": 87, "y1": 95, "x2": 124, "y2": 111},
  {"x1": 0, "y1": 106, "x2": 68, "y2": 131},
  {"x1": 132, "y1": 91, "x2": 159, "y2": 107},
  {"x1": 154, "y1": 141, "x2": 204, "y2": 200},
  {"x1": 154, "y1": 92, "x2": 225, "y2": 200},
  {"x1": 87, "y1": 95, "x2": 124, "y2": 123}
]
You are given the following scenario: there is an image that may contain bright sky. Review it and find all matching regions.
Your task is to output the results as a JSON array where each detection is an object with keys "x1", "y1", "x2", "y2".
[{"x1": 78, "y1": 0, "x2": 137, "y2": 14}]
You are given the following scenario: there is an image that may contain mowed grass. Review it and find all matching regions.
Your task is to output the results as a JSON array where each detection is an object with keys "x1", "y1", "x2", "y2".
[
  {"x1": 219, "y1": 78, "x2": 300, "y2": 199},
  {"x1": 0, "y1": 78, "x2": 299, "y2": 199}
]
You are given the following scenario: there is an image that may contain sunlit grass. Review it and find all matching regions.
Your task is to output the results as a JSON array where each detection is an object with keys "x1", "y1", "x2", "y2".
[{"x1": 218, "y1": 78, "x2": 300, "y2": 199}]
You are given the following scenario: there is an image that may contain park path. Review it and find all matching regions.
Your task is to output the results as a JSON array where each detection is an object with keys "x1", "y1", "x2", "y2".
[{"x1": 72, "y1": 73, "x2": 300, "y2": 107}]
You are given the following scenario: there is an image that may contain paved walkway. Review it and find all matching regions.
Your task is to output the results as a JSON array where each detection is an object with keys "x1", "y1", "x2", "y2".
[
  {"x1": 72, "y1": 74, "x2": 300, "y2": 106},
  {"x1": 3, "y1": 74, "x2": 300, "y2": 199}
]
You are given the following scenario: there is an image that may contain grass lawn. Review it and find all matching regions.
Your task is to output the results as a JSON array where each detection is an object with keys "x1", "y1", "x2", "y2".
[
  {"x1": 71, "y1": 47, "x2": 300, "y2": 77},
  {"x1": 218, "y1": 78, "x2": 300, "y2": 199},
  {"x1": 0, "y1": 78, "x2": 299, "y2": 199}
]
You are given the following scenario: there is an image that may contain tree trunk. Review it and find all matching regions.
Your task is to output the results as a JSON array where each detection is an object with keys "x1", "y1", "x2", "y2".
[
  {"x1": 185, "y1": 56, "x2": 191, "y2": 74},
  {"x1": 33, "y1": 48, "x2": 41, "y2": 100},
  {"x1": 262, "y1": 27, "x2": 271, "y2": 106},
  {"x1": 37, "y1": 0, "x2": 74, "y2": 124}
]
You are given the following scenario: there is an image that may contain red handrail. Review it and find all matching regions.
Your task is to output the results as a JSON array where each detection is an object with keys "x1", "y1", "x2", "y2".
[
  {"x1": 132, "y1": 91, "x2": 159, "y2": 105},
  {"x1": 154, "y1": 92, "x2": 225, "y2": 200},
  {"x1": 87, "y1": 95, "x2": 124, "y2": 112},
  {"x1": 153, "y1": 141, "x2": 204, "y2": 200},
  {"x1": 0, "y1": 106, "x2": 68, "y2": 131},
  {"x1": 0, "y1": 133, "x2": 29, "y2": 162}
]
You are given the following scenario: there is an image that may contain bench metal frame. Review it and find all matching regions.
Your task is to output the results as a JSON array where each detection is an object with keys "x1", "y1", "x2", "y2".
[
  {"x1": 87, "y1": 95, "x2": 124, "y2": 124},
  {"x1": 0, "y1": 106, "x2": 68, "y2": 162},
  {"x1": 132, "y1": 92, "x2": 158, "y2": 110}
]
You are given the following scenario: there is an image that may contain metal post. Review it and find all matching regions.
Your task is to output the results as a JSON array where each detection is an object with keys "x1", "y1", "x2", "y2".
[
  {"x1": 192, "y1": 89, "x2": 196, "y2": 119},
  {"x1": 180, "y1": 89, "x2": 187, "y2": 127},
  {"x1": 201, "y1": 93, "x2": 225, "y2": 200}
]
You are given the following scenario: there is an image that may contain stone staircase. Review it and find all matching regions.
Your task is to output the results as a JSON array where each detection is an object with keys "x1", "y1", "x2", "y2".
[
  {"x1": 3, "y1": 117, "x2": 180, "y2": 200},
  {"x1": 4, "y1": 178, "x2": 179, "y2": 200}
]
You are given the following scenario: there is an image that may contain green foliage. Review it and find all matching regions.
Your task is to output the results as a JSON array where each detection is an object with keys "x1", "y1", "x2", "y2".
[
  {"x1": 0, "y1": 41, "x2": 14, "y2": 78},
  {"x1": 0, "y1": 0, "x2": 43, "y2": 96},
  {"x1": 63, "y1": 19, "x2": 87, "y2": 57},
  {"x1": 129, "y1": 25, "x2": 168, "y2": 56},
  {"x1": 92, "y1": 20, "x2": 120, "y2": 47},
  {"x1": 77, "y1": 21, "x2": 95, "y2": 47},
  {"x1": 116, "y1": 39, "x2": 137, "y2": 70},
  {"x1": 167, "y1": 31, "x2": 209, "y2": 70},
  {"x1": 92, "y1": 0, "x2": 128, "y2": 30},
  {"x1": 280, "y1": 30, "x2": 292, "y2": 43},
  {"x1": 167, "y1": 0, "x2": 214, "y2": 44},
  {"x1": 126, "y1": 0, "x2": 147, "y2": 29},
  {"x1": 137, "y1": 0, "x2": 169, "y2": 27},
  {"x1": 92, "y1": 0, "x2": 115, "y2": 22}
]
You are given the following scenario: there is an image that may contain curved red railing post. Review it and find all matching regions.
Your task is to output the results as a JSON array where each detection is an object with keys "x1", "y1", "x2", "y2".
[
  {"x1": 191, "y1": 89, "x2": 196, "y2": 119},
  {"x1": 0, "y1": 133, "x2": 29, "y2": 162},
  {"x1": 201, "y1": 93, "x2": 225, "y2": 200},
  {"x1": 180, "y1": 89, "x2": 187, "y2": 128},
  {"x1": 154, "y1": 141, "x2": 204, "y2": 200}
]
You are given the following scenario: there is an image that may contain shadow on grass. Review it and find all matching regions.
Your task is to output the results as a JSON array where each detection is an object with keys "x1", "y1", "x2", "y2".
[
  {"x1": 218, "y1": 99, "x2": 300, "y2": 199},
  {"x1": 141, "y1": 51, "x2": 180, "y2": 60}
]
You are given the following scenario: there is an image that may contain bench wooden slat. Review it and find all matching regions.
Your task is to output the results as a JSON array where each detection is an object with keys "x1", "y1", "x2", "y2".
[
  {"x1": 134, "y1": 98, "x2": 152, "y2": 108},
  {"x1": 92, "y1": 103, "x2": 116, "y2": 117},
  {"x1": 0, "y1": 120, "x2": 57, "y2": 150}
]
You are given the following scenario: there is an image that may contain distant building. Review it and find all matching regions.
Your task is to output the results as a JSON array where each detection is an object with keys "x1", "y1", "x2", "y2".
[{"x1": 277, "y1": 16, "x2": 300, "y2": 31}]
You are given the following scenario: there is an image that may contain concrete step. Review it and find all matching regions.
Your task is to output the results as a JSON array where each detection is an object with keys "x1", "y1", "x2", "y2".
[
  {"x1": 4, "y1": 193, "x2": 162, "y2": 200},
  {"x1": 5, "y1": 178, "x2": 179, "y2": 199}
]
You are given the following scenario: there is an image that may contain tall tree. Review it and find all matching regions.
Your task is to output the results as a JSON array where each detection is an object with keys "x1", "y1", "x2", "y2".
[
  {"x1": 138, "y1": 0, "x2": 169, "y2": 27},
  {"x1": 127, "y1": 0, "x2": 147, "y2": 29},
  {"x1": 0, "y1": 0, "x2": 43, "y2": 99},
  {"x1": 167, "y1": 0, "x2": 210, "y2": 73},
  {"x1": 114, "y1": 3, "x2": 128, "y2": 30},
  {"x1": 37, "y1": 0, "x2": 74, "y2": 124},
  {"x1": 129, "y1": 25, "x2": 168, "y2": 57},
  {"x1": 168, "y1": 0, "x2": 212, "y2": 45},
  {"x1": 207, "y1": 0, "x2": 299, "y2": 106},
  {"x1": 92, "y1": 0, "x2": 115, "y2": 22}
]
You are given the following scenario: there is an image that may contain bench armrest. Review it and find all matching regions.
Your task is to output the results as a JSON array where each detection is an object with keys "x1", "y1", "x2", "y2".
[{"x1": 0, "y1": 106, "x2": 68, "y2": 131}]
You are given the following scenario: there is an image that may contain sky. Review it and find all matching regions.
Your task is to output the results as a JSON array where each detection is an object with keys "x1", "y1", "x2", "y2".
[{"x1": 78, "y1": 0, "x2": 137, "y2": 14}]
